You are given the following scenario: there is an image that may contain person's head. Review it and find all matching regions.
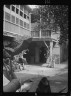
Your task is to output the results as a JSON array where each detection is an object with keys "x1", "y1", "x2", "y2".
[
  {"x1": 36, "y1": 77, "x2": 51, "y2": 93},
  {"x1": 39, "y1": 77, "x2": 49, "y2": 86}
]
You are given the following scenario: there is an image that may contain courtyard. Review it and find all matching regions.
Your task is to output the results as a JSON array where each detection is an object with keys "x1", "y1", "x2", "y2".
[{"x1": 15, "y1": 61, "x2": 68, "y2": 93}]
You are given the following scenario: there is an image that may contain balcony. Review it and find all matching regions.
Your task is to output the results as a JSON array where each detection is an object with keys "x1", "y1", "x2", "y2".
[
  {"x1": 31, "y1": 30, "x2": 52, "y2": 41},
  {"x1": 31, "y1": 30, "x2": 51, "y2": 38},
  {"x1": 31, "y1": 31, "x2": 40, "y2": 37},
  {"x1": 31, "y1": 30, "x2": 60, "y2": 42}
]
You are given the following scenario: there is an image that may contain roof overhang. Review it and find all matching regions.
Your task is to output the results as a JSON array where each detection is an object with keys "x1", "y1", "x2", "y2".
[
  {"x1": 3, "y1": 32, "x2": 31, "y2": 41},
  {"x1": 3, "y1": 32, "x2": 17, "y2": 38}
]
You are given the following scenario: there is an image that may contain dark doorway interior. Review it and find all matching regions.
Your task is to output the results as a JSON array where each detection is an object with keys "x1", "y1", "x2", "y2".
[
  {"x1": 40, "y1": 47, "x2": 47, "y2": 64},
  {"x1": 23, "y1": 42, "x2": 47, "y2": 65},
  {"x1": 3, "y1": 35, "x2": 14, "y2": 47},
  {"x1": 23, "y1": 49, "x2": 30, "y2": 63},
  {"x1": 23, "y1": 41, "x2": 36, "y2": 64}
]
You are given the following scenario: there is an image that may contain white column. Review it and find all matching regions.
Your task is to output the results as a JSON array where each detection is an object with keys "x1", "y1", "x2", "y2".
[
  {"x1": 50, "y1": 42, "x2": 53, "y2": 56},
  {"x1": 59, "y1": 44, "x2": 60, "y2": 64},
  {"x1": 29, "y1": 13, "x2": 31, "y2": 33},
  {"x1": 50, "y1": 41, "x2": 53, "y2": 67},
  {"x1": 35, "y1": 47, "x2": 40, "y2": 63}
]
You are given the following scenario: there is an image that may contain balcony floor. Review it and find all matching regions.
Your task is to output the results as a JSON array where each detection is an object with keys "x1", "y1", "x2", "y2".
[{"x1": 32, "y1": 37, "x2": 52, "y2": 41}]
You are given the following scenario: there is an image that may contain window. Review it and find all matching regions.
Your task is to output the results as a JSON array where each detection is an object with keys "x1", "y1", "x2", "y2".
[
  {"x1": 26, "y1": 11, "x2": 28, "y2": 16},
  {"x1": 48, "y1": 30, "x2": 51, "y2": 36},
  {"x1": 24, "y1": 22, "x2": 26, "y2": 28},
  {"x1": 20, "y1": 11, "x2": 23, "y2": 17},
  {"x1": 24, "y1": 9, "x2": 26, "y2": 14},
  {"x1": 16, "y1": 17, "x2": 19, "y2": 25},
  {"x1": 23, "y1": 8, "x2": 24, "y2": 13},
  {"x1": 24, "y1": 14, "x2": 26, "y2": 19},
  {"x1": 27, "y1": 16, "x2": 29, "y2": 20},
  {"x1": 20, "y1": 20, "x2": 23, "y2": 27},
  {"x1": 5, "y1": 5, "x2": 10, "y2": 9},
  {"x1": 3, "y1": 11, "x2": 4, "y2": 19},
  {"x1": 27, "y1": 23, "x2": 29, "y2": 29},
  {"x1": 16, "y1": 8, "x2": 19, "y2": 14},
  {"x1": 11, "y1": 15, "x2": 15, "y2": 23},
  {"x1": 12, "y1": 6, "x2": 15, "y2": 12},
  {"x1": 24, "y1": 9, "x2": 27, "y2": 14},
  {"x1": 27, "y1": 11, "x2": 29, "y2": 16},
  {"x1": 5, "y1": 12, "x2": 10, "y2": 21},
  {"x1": 16, "y1": 5, "x2": 19, "y2": 8},
  {"x1": 24, "y1": 9, "x2": 29, "y2": 15},
  {"x1": 46, "y1": 32, "x2": 48, "y2": 36},
  {"x1": 20, "y1": 5, "x2": 23, "y2": 11}
]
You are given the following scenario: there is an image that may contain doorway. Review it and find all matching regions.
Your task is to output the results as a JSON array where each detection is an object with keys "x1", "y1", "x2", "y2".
[{"x1": 40, "y1": 47, "x2": 47, "y2": 64}]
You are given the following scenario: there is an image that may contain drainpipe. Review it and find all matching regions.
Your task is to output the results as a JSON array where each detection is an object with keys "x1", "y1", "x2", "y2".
[{"x1": 50, "y1": 41, "x2": 53, "y2": 67}]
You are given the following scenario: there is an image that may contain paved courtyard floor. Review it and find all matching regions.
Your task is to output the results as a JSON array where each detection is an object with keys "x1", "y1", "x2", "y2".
[{"x1": 15, "y1": 61, "x2": 68, "y2": 93}]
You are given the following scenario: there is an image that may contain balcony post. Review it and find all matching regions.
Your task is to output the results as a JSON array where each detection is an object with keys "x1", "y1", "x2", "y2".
[{"x1": 50, "y1": 41, "x2": 53, "y2": 67}]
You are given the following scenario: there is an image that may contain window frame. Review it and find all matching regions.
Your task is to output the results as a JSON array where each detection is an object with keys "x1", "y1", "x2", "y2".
[
  {"x1": 5, "y1": 12, "x2": 11, "y2": 22},
  {"x1": 27, "y1": 23, "x2": 29, "y2": 29},
  {"x1": 24, "y1": 14, "x2": 26, "y2": 19},
  {"x1": 20, "y1": 5, "x2": 23, "y2": 11},
  {"x1": 5, "y1": 5, "x2": 10, "y2": 9},
  {"x1": 20, "y1": 11, "x2": 23, "y2": 17},
  {"x1": 11, "y1": 15, "x2": 15, "y2": 24},
  {"x1": 11, "y1": 5, "x2": 15, "y2": 12},
  {"x1": 24, "y1": 22, "x2": 26, "y2": 28},
  {"x1": 16, "y1": 5, "x2": 19, "y2": 9},
  {"x1": 27, "y1": 16, "x2": 29, "y2": 20},
  {"x1": 16, "y1": 17, "x2": 19, "y2": 25},
  {"x1": 16, "y1": 8, "x2": 19, "y2": 14},
  {"x1": 20, "y1": 19, "x2": 23, "y2": 27}
]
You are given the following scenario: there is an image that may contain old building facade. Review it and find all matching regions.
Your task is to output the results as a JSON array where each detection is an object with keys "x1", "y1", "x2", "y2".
[
  {"x1": 26, "y1": 22, "x2": 60, "y2": 67},
  {"x1": 3, "y1": 5, "x2": 31, "y2": 46}
]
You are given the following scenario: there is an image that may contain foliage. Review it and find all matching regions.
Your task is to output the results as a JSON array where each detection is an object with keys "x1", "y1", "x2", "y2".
[{"x1": 31, "y1": 5, "x2": 68, "y2": 44}]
